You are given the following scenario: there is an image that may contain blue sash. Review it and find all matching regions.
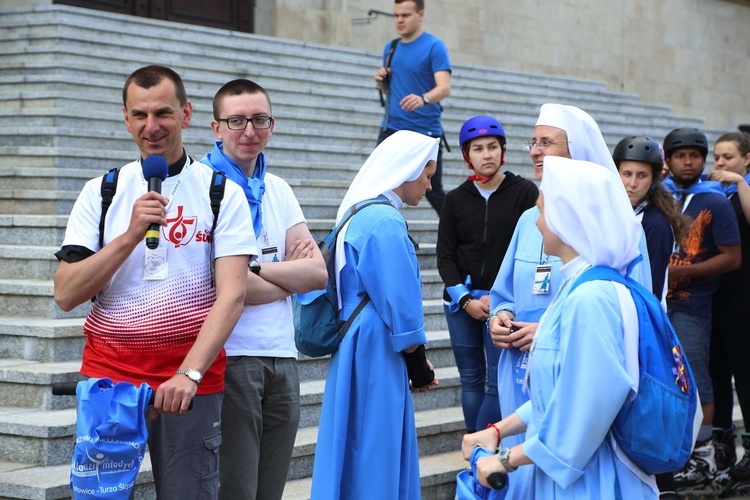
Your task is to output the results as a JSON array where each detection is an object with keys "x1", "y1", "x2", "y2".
[
  {"x1": 201, "y1": 141, "x2": 267, "y2": 237},
  {"x1": 662, "y1": 175, "x2": 725, "y2": 197}
]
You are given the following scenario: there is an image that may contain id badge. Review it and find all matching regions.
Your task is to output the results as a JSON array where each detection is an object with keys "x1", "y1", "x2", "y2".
[
  {"x1": 261, "y1": 245, "x2": 279, "y2": 263},
  {"x1": 533, "y1": 265, "x2": 552, "y2": 294},
  {"x1": 143, "y1": 247, "x2": 168, "y2": 280}
]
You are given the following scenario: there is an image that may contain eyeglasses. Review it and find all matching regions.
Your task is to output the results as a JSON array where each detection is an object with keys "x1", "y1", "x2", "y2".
[
  {"x1": 524, "y1": 139, "x2": 570, "y2": 151},
  {"x1": 219, "y1": 116, "x2": 273, "y2": 131}
]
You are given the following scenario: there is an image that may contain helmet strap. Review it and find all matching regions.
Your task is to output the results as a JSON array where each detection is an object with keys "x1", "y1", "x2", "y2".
[{"x1": 463, "y1": 149, "x2": 505, "y2": 184}]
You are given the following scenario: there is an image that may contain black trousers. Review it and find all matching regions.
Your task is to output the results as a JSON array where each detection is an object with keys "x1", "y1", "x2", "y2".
[{"x1": 710, "y1": 292, "x2": 750, "y2": 430}]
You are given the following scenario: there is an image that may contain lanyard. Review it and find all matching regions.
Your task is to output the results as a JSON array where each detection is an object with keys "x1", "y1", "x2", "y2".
[
  {"x1": 141, "y1": 156, "x2": 195, "y2": 213},
  {"x1": 539, "y1": 243, "x2": 548, "y2": 265}
]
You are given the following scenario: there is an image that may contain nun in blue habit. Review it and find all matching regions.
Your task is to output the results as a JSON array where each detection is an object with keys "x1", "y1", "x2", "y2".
[
  {"x1": 465, "y1": 157, "x2": 659, "y2": 499},
  {"x1": 310, "y1": 131, "x2": 441, "y2": 500},
  {"x1": 486, "y1": 103, "x2": 654, "y2": 499}
]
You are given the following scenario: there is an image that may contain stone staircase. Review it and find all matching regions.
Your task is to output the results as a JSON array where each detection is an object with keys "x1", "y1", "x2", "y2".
[{"x1": 0, "y1": 4, "x2": 716, "y2": 499}]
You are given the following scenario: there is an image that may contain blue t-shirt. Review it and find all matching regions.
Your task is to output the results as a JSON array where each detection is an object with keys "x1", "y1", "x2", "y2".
[
  {"x1": 640, "y1": 204, "x2": 674, "y2": 301},
  {"x1": 667, "y1": 192, "x2": 740, "y2": 316},
  {"x1": 381, "y1": 32, "x2": 451, "y2": 136}
]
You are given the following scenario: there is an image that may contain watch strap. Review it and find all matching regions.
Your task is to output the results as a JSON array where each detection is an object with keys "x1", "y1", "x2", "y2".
[
  {"x1": 176, "y1": 368, "x2": 202, "y2": 384},
  {"x1": 498, "y1": 448, "x2": 517, "y2": 473}
]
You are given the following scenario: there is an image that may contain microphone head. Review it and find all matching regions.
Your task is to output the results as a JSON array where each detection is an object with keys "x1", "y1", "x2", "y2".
[{"x1": 142, "y1": 155, "x2": 169, "y2": 180}]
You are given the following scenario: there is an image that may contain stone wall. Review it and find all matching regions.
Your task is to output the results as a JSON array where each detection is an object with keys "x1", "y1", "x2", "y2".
[{"x1": 329, "y1": 0, "x2": 750, "y2": 130}]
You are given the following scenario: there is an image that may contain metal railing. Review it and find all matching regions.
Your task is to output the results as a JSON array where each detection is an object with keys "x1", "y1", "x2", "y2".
[{"x1": 351, "y1": 9, "x2": 394, "y2": 25}]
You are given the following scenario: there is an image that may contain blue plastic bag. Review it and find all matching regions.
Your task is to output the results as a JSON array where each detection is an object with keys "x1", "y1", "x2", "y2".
[
  {"x1": 455, "y1": 447, "x2": 507, "y2": 500},
  {"x1": 70, "y1": 378, "x2": 152, "y2": 499}
]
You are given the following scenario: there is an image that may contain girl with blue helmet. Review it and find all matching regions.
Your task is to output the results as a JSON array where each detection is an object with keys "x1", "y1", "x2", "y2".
[{"x1": 436, "y1": 115, "x2": 538, "y2": 433}]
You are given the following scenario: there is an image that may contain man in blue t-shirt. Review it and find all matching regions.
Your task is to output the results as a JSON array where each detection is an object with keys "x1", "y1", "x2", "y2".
[
  {"x1": 374, "y1": 0, "x2": 451, "y2": 215},
  {"x1": 662, "y1": 127, "x2": 741, "y2": 497}
]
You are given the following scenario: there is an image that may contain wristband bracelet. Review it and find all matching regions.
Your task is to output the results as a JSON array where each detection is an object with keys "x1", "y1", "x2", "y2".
[
  {"x1": 461, "y1": 297, "x2": 473, "y2": 310},
  {"x1": 487, "y1": 423, "x2": 501, "y2": 444}
]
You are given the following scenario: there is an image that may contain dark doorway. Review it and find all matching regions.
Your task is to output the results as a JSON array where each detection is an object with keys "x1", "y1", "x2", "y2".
[{"x1": 54, "y1": 0, "x2": 254, "y2": 33}]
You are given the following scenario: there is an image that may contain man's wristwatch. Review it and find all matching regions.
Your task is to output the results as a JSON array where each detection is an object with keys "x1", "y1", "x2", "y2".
[
  {"x1": 248, "y1": 259, "x2": 261, "y2": 276},
  {"x1": 176, "y1": 368, "x2": 203, "y2": 385},
  {"x1": 497, "y1": 447, "x2": 517, "y2": 473},
  {"x1": 421, "y1": 94, "x2": 430, "y2": 105}
]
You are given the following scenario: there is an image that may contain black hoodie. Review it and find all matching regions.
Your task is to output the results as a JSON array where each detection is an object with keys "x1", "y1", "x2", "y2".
[{"x1": 437, "y1": 172, "x2": 538, "y2": 301}]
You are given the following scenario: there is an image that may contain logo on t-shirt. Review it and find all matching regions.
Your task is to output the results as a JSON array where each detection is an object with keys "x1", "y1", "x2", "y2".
[
  {"x1": 668, "y1": 208, "x2": 712, "y2": 301},
  {"x1": 165, "y1": 206, "x2": 199, "y2": 248}
]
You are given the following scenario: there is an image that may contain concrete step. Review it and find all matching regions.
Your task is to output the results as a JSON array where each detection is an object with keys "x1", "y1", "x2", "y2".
[
  {"x1": 0, "y1": 74, "x2": 697, "y2": 145},
  {"x1": 0, "y1": 316, "x2": 84, "y2": 363},
  {"x1": 288, "y1": 405, "x2": 465, "y2": 480},
  {"x1": 296, "y1": 329, "x2": 453, "y2": 382},
  {"x1": 306, "y1": 217, "x2": 439, "y2": 244},
  {"x1": 0, "y1": 326, "x2": 452, "y2": 410},
  {"x1": 0, "y1": 446, "x2": 467, "y2": 500},
  {"x1": 0, "y1": 279, "x2": 88, "y2": 319},
  {"x1": 0, "y1": 455, "x2": 155, "y2": 500},
  {"x1": 0, "y1": 245, "x2": 58, "y2": 280},
  {"x1": 0, "y1": 374, "x2": 462, "y2": 468},
  {"x1": 299, "y1": 365, "x2": 459, "y2": 429},
  {"x1": 282, "y1": 450, "x2": 467, "y2": 500},
  {"x1": 0, "y1": 407, "x2": 76, "y2": 466},
  {"x1": 5, "y1": 19, "x2": 697, "y2": 126},
  {"x1": 0, "y1": 215, "x2": 67, "y2": 246},
  {"x1": 0, "y1": 273, "x2": 444, "y2": 323},
  {"x1": 0, "y1": 360, "x2": 82, "y2": 410}
]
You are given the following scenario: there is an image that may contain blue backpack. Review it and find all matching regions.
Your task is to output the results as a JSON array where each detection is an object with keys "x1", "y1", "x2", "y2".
[
  {"x1": 569, "y1": 266, "x2": 698, "y2": 475},
  {"x1": 293, "y1": 199, "x2": 392, "y2": 358}
]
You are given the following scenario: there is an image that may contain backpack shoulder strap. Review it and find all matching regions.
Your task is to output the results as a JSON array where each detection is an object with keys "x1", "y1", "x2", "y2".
[
  {"x1": 569, "y1": 266, "x2": 628, "y2": 294},
  {"x1": 331, "y1": 199, "x2": 394, "y2": 333},
  {"x1": 333, "y1": 199, "x2": 393, "y2": 239},
  {"x1": 379, "y1": 38, "x2": 401, "y2": 109},
  {"x1": 209, "y1": 170, "x2": 226, "y2": 236},
  {"x1": 384, "y1": 38, "x2": 399, "y2": 70},
  {"x1": 99, "y1": 167, "x2": 120, "y2": 249},
  {"x1": 208, "y1": 170, "x2": 226, "y2": 287}
]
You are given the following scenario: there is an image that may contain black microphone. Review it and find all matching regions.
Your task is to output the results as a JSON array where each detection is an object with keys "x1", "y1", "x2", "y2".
[{"x1": 142, "y1": 155, "x2": 169, "y2": 249}]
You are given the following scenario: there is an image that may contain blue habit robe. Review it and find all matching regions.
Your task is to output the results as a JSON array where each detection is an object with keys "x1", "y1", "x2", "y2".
[
  {"x1": 490, "y1": 206, "x2": 563, "y2": 499},
  {"x1": 310, "y1": 202, "x2": 426, "y2": 499},
  {"x1": 490, "y1": 206, "x2": 654, "y2": 499},
  {"x1": 518, "y1": 259, "x2": 656, "y2": 499}
]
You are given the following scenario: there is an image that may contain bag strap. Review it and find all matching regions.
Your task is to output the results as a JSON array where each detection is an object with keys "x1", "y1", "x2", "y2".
[
  {"x1": 378, "y1": 38, "x2": 400, "y2": 107},
  {"x1": 338, "y1": 295, "x2": 371, "y2": 340},
  {"x1": 99, "y1": 167, "x2": 120, "y2": 249},
  {"x1": 379, "y1": 37, "x2": 400, "y2": 130},
  {"x1": 569, "y1": 265, "x2": 629, "y2": 293},
  {"x1": 209, "y1": 170, "x2": 226, "y2": 237},
  {"x1": 208, "y1": 170, "x2": 227, "y2": 287},
  {"x1": 334, "y1": 199, "x2": 399, "y2": 336},
  {"x1": 334, "y1": 199, "x2": 393, "y2": 238}
]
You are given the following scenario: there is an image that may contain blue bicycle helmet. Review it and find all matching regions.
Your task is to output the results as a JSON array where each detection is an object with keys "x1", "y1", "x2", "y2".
[{"x1": 459, "y1": 115, "x2": 506, "y2": 151}]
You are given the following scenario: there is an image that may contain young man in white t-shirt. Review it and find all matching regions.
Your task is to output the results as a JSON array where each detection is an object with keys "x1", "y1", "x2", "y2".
[
  {"x1": 54, "y1": 65, "x2": 258, "y2": 499},
  {"x1": 201, "y1": 79, "x2": 327, "y2": 500}
]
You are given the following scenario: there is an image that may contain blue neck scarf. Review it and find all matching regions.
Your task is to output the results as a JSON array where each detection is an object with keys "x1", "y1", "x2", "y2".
[
  {"x1": 201, "y1": 141, "x2": 266, "y2": 237},
  {"x1": 724, "y1": 172, "x2": 750, "y2": 196},
  {"x1": 662, "y1": 175, "x2": 725, "y2": 197}
]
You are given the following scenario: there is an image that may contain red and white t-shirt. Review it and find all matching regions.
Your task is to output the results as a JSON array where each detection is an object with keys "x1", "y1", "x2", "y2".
[{"x1": 61, "y1": 159, "x2": 258, "y2": 394}]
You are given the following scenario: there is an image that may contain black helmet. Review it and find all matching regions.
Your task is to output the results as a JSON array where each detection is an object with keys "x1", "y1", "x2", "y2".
[
  {"x1": 613, "y1": 136, "x2": 663, "y2": 170},
  {"x1": 663, "y1": 127, "x2": 708, "y2": 158}
]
